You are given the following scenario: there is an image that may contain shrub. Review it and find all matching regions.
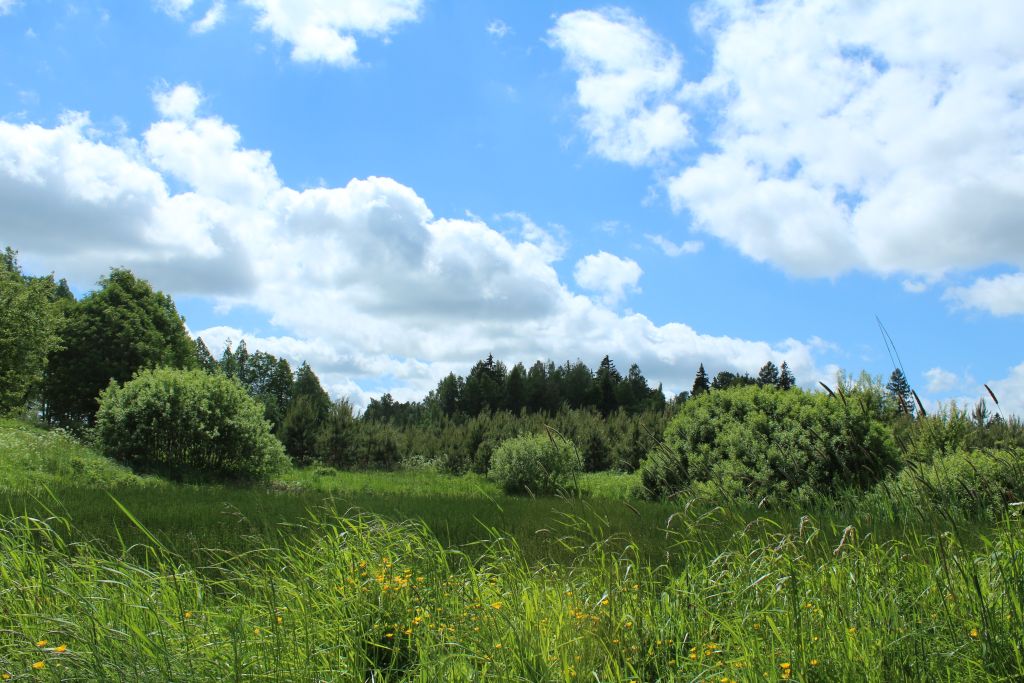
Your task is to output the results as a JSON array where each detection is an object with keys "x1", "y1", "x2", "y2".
[
  {"x1": 639, "y1": 385, "x2": 898, "y2": 503},
  {"x1": 488, "y1": 433, "x2": 580, "y2": 496},
  {"x1": 95, "y1": 367, "x2": 287, "y2": 480},
  {"x1": 887, "y1": 448, "x2": 1024, "y2": 517}
]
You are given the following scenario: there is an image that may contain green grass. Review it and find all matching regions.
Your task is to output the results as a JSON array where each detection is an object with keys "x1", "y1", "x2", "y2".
[{"x1": 2, "y1": 418, "x2": 1023, "y2": 680}]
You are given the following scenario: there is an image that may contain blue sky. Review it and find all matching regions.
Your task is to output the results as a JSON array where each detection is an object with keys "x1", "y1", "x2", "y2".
[{"x1": 2, "y1": 0, "x2": 1023, "y2": 414}]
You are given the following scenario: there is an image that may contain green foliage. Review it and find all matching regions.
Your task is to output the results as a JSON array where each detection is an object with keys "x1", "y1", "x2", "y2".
[
  {"x1": 888, "y1": 448, "x2": 1023, "y2": 517},
  {"x1": 95, "y1": 367, "x2": 286, "y2": 480},
  {"x1": 640, "y1": 385, "x2": 899, "y2": 503},
  {"x1": 314, "y1": 399, "x2": 357, "y2": 468},
  {"x1": 488, "y1": 433, "x2": 580, "y2": 495},
  {"x1": 44, "y1": 269, "x2": 195, "y2": 427},
  {"x1": 0, "y1": 248, "x2": 63, "y2": 413},
  {"x1": 691, "y1": 363, "x2": 710, "y2": 396}
]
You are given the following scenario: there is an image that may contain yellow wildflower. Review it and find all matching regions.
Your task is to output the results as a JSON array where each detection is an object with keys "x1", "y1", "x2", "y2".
[
  {"x1": 32, "y1": 662, "x2": 45, "y2": 670},
  {"x1": 54, "y1": 644, "x2": 67, "y2": 653},
  {"x1": 810, "y1": 659, "x2": 820, "y2": 666},
  {"x1": 490, "y1": 602, "x2": 502, "y2": 610},
  {"x1": 970, "y1": 628, "x2": 979, "y2": 639},
  {"x1": 35, "y1": 641, "x2": 47, "y2": 648}
]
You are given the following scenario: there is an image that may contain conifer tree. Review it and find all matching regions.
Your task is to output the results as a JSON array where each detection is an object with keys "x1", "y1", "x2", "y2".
[
  {"x1": 692, "y1": 364, "x2": 710, "y2": 396},
  {"x1": 886, "y1": 368, "x2": 915, "y2": 416},
  {"x1": 777, "y1": 361, "x2": 796, "y2": 390},
  {"x1": 757, "y1": 361, "x2": 780, "y2": 387}
]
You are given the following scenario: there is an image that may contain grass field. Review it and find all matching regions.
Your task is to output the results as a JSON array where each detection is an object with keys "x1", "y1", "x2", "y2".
[{"x1": 2, "y1": 418, "x2": 1022, "y2": 681}]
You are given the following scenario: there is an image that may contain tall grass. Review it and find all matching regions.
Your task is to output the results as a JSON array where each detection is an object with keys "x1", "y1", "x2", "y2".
[{"x1": 1, "y1": 501, "x2": 1022, "y2": 681}]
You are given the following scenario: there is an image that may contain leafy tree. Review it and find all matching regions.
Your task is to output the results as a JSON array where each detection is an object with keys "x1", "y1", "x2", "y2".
[
  {"x1": 691, "y1": 364, "x2": 710, "y2": 397},
  {"x1": 461, "y1": 354, "x2": 506, "y2": 416},
  {"x1": 95, "y1": 367, "x2": 286, "y2": 480},
  {"x1": 44, "y1": 268, "x2": 195, "y2": 427},
  {"x1": 0, "y1": 249, "x2": 63, "y2": 413},
  {"x1": 777, "y1": 361, "x2": 796, "y2": 390},
  {"x1": 757, "y1": 361, "x2": 780, "y2": 387},
  {"x1": 886, "y1": 368, "x2": 915, "y2": 416},
  {"x1": 525, "y1": 360, "x2": 558, "y2": 414}
]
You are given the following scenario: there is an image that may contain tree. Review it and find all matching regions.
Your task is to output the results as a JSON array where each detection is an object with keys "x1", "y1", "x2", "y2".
[
  {"x1": 594, "y1": 355, "x2": 621, "y2": 417},
  {"x1": 757, "y1": 361, "x2": 780, "y2": 387},
  {"x1": 435, "y1": 372, "x2": 463, "y2": 418},
  {"x1": 194, "y1": 337, "x2": 219, "y2": 373},
  {"x1": 886, "y1": 368, "x2": 914, "y2": 416},
  {"x1": 505, "y1": 362, "x2": 527, "y2": 414},
  {"x1": 95, "y1": 367, "x2": 286, "y2": 480},
  {"x1": 777, "y1": 362, "x2": 796, "y2": 390},
  {"x1": 0, "y1": 248, "x2": 63, "y2": 412},
  {"x1": 691, "y1": 364, "x2": 710, "y2": 397},
  {"x1": 43, "y1": 268, "x2": 195, "y2": 427},
  {"x1": 281, "y1": 361, "x2": 331, "y2": 463}
]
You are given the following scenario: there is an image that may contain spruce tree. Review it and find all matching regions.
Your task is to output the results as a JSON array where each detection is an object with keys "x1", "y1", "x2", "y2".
[
  {"x1": 692, "y1": 364, "x2": 710, "y2": 396},
  {"x1": 777, "y1": 362, "x2": 796, "y2": 390},
  {"x1": 886, "y1": 368, "x2": 915, "y2": 416}
]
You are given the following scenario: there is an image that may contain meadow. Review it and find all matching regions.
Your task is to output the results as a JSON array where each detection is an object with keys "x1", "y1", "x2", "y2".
[{"x1": 1, "y1": 418, "x2": 1022, "y2": 681}]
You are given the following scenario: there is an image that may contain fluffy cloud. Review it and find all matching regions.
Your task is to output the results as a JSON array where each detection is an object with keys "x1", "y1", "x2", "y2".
[
  {"x1": 549, "y1": 3, "x2": 1024, "y2": 286},
  {"x1": 0, "y1": 0, "x2": 20, "y2": 16},
  {"x1": 153, "y1": 82, "x2": 202, "y2": 120},
  {"x1": 645, "y1": 233, "x2": 703, "y2": 257},
  {"x1": 0, "y1": 84, "x2": 825, "y2": 405},
  {"x1": 549, "y1": 8, "x2": 691, "y2": 166},
  {"x1": 242, "y1": 0, "x2": 422, "y2": 67},
  {"x1": 670, "y1": 1, "x2": 1024, "y2": 279},
  {"x1": 574, "y1": 251, "x2": 643, "y2": 305},
  {"x1": 191, "y1": 1, "x2": 225, "y2": 33},
  {"x1": 943, "y1": 273, "x2": 1024, "y2": 317}
]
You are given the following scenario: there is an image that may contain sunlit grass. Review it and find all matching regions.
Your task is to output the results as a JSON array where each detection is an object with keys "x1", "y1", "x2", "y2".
[{"x1": 2, "y1": 418, "x2": 1023, "y2": 680}]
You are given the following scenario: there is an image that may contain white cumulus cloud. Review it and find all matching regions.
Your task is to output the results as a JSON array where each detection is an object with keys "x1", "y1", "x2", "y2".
[
  {"x1": 667, "y1": 0, "x2": 1024, "y2": 279},
  {"x1": 943, "y1": 273, "x2": 1024, "y2": 317},
  {"x1": 574, "y1": 251, "x2": 643, "y2": 306},
  {"x1": 242, "y1": 0, "x2": 422, "y2": 68},
  {"x1": 0, "y1": 84, "x2": 826, "y2": 404},
  {"x1": 549, "y1": 8, "x2": 691, "y2": 166}
]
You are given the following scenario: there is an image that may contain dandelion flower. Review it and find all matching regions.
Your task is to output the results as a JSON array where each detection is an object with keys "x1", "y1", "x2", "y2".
[
  {"x1": 32, "y1": 662, "x2": 45, "y2": 670},
  {"x1": 35, "y1": 641, "x2": 47, "y2": 648},
  {"x1": 970, "y1": 628, "x2": 979, "y2": 639},
  {"x1": 810, "y1": 659, "x2": 819, "y2": 667},
  {"x1": 54, "y1": 644, "x2": 67, "y2": 653},
  {"x1": 184, "y1": 611, "x2": 192, "y2": 619}
]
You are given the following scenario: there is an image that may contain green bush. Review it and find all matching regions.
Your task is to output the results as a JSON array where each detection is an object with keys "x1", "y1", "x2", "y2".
[
  {"x1": 488, "y1": 433, "x2": 581, "y2": 496},
  {"x1": 96, "y1": 367, "x2": 287, "y2": 480},
  {"x1": 640, "y1": 385, "x2": 898, "y2": 503},
  {"x1": 887, "y1": 448, "x2": 1024, "y2": 517}
]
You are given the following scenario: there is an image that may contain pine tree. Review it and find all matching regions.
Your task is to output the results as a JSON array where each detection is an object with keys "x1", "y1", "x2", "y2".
[
  {"x1": 194, "y1": 337, "x2": 219, "y2": 373},
  {"x1": 886, "y1": 368, "x2": 915, "y2": 416},
  {"x1": 692, "y1": 364, "x2": 710, "y2": 396},
  {"x1": 777, "y1": 361, "x2": 796, "y2": 390},
  {"x1": 757, "y1": 361, "x2": 780, "y2": 387}
]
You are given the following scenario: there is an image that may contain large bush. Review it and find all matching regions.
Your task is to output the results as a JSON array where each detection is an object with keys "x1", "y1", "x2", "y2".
[
  {"x1": 488, "y1": 433, "x2": 581, "y2": 496},
  {"x1": 96, "y1": 367, "x2": 287, "y2": 479},
  {"x1": 640, "y1": 385, "x2": 898, "y2": 503}
]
